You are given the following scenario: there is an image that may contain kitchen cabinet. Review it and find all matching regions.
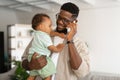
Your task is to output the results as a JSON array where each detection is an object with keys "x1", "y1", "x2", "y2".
[{"x1": 7, "y1": 24, "x2": 33, "y2": 68}]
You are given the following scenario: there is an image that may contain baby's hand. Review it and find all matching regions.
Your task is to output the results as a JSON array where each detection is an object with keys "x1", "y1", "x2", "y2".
[
  {"x1": 58, "y1": 33, "x2": 66, "y2": 39},
  {"x1": 57, "y1": 43, "x2": 65, "y2": 51},
  {"x1": 50, "y1": 31, "x2": 55, "y2": 37},
  {"x1": 50, "y1": 31, "x2": 66, "y2": 39}
]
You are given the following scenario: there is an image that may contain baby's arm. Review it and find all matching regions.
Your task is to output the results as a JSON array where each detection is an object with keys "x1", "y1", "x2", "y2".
[
  {"x1": 50, "y1": 31, "x2": 66, "y2": 38},
  {"x1": 48, "y1": 43, "x2": 65, "y2": 53}
]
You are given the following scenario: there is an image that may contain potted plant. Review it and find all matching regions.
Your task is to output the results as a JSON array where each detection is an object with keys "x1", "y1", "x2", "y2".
[{"x1": 10, "y1": 60, "x2": 29, "y2": 80}]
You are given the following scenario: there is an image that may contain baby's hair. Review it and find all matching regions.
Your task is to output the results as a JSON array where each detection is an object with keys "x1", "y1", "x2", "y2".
[{"x1": 32, "y1": 13, "x2": 50, "y2": 30}]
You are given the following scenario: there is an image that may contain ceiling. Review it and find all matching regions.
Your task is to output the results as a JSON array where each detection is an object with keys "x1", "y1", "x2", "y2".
[{"x1": 0, "y1": 0, "x2": 120, "y2": 12}]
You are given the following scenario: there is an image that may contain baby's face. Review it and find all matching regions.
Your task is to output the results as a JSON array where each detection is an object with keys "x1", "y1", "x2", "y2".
[{"x1": 41, "y1": 17, "x2": 52, "y2": 34}]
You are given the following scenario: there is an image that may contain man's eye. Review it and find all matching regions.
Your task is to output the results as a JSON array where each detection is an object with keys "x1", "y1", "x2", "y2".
[
  {"x1": 64, "y1": 19, "x2": 70, "y2": 22},
  {"x1": 58, "y1": 16, "x2": 63, "y2": 20}
]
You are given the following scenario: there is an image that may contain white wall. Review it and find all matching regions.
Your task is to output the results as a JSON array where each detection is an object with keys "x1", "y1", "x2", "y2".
[
  {"x1": 78, "y1": 6, "x2": 120, "y2": 74},
  {"x1": 0, "y1": 7, "x2": 55, "y2": 54},
  {"x1": 0, "y1": 7, "x2": 31, "y2": 54}
]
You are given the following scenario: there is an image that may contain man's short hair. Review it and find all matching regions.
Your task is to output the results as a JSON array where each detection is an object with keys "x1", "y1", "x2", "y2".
[{"x1": 61, "y1": 2, "x2": 79, "y2": 18}]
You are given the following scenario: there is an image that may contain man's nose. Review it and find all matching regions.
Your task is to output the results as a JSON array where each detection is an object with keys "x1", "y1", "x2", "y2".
[{"x1": 58, "y1": 19, "x2": 64, "y2": 25}]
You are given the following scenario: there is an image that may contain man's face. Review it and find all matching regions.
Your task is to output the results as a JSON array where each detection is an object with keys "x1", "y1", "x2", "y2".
[{"x1": 56, "y1": 10, "x2": 75, "y2": 33}]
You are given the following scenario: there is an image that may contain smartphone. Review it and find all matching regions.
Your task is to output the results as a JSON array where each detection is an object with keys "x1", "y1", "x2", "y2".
[
  {"x1": 72, "y1": 20, "x2": 77, "y2": 23},
  {"x1": 67, "y1": 27, "x2": 71, "y2": 32},
  {"x1": 67, "y1": 20, "x2": 77, "y2": 32}
]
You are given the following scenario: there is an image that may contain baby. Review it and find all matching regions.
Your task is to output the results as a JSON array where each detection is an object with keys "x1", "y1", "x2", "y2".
[{"x1": 27, "y1": 13, "x2": 65, "y2": 80}]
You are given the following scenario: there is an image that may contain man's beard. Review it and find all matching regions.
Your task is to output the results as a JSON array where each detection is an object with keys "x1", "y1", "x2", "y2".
[{"x1": 55, "y1": 27, "x2": 67, "y2": 34}]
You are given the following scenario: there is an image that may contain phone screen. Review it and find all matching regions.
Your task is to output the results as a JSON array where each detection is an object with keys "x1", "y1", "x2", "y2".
[
  {"x1": 67, "y1": 20, "x2": 76, "y2": 32},
  {"x1": 72, "y1": 20, "x2": 77, "y2": 23},
  {"x1": 67, "y1": 27, "x2": 71, "y2": 32}
]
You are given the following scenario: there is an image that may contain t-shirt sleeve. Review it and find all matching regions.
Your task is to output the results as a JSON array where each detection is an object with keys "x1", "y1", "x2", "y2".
[
  {"x1": 72, "y1": 37, "x2": 90, "y2": 78},
  {"x1": 40, "y1": 34, "x2": 53, "y2": 48}
]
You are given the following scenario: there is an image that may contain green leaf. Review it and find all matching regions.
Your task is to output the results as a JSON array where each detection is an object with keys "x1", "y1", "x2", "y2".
[{"x1": 11, "y1": 61, "x2": 29, "y2": 80}]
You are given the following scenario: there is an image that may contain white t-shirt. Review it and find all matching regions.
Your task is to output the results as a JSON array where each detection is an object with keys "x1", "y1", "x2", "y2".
[{"x1": 51, "y1": 36, "x2": 64, "y2": 80}]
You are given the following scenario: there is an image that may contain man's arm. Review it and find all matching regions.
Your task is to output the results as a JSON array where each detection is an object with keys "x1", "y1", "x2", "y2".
[
  {"x1": 67, "y1": 23, "x2": 82, "y2": 70},
  {"x1": 67, "y1": 23, "x2": 90, "y2": 77},
  {"x1": 21, "y1": 39, "x2": 47, "y2": 70},
  {"x1": 22, "y1": 53, "x2": 47, "y2": 70},
  {"x1": 67, "y1": 42, "x2": 82, "y2": 70}
]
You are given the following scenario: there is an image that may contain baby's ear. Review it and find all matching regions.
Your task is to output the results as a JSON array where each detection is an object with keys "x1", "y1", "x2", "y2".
[{"x1": 37, "y1": 24, "x2": 42, "y2": 29}]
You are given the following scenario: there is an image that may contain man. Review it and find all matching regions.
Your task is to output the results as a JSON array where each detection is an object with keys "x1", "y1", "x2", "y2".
[{"x1": 22, "y1": 2, "x2": 90, "y2": 80}]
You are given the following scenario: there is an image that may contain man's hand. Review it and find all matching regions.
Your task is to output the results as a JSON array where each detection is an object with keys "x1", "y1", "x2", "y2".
[
  {"x1": 29, "y1": 52, "x2": 47, "y2": 70},
  {"x1": 22, "y1": 59, "x2": 30, "y2": 70},
  {"x1": 67, "y1": 22, "x2": 77, "y2": 41}
]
